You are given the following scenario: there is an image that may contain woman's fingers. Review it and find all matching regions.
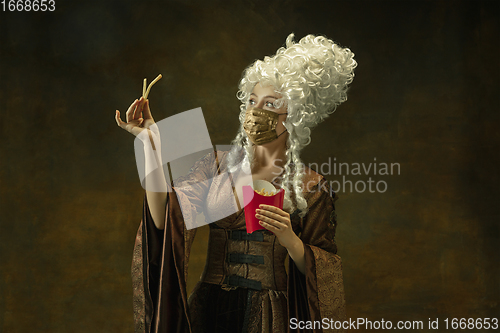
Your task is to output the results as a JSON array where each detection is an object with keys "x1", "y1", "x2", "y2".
[
  {"x1": 125, "y1": 99, "x2": 136, "y2": 122},
  {"x1": 116, "y1": 110, "x2": 145, "y2": 136},
  {"x1": 259, "y1": 205, "x2": 287, "y2": 215},
  {"x1": 117, "y1": 98, "x2": 157, "y2": 137},
  {"x1": 255, "y1": 205, "x2": 297, "y2": 249},
  {"x1": 257, "y1": 213, "x2": 285, "y2": 228},
  {"x1": 256, "y1": 205, "x2": 291, "y2": 234},
  {"x1": 115, "y1": 110, "x2": 126, "y2": 129},
  {"x1": 257, "y1": 205, "x2": 290, "y2": 220},
  {"x1": 134, "y1": 97, "x2": 145, "y2": 120},
  {"x1": 126, "y1": 99, "x2": 140, "y2": 122},
  {"x1": 256, "y1": 210, "x2": 282, "y2": 223},
  {"x1": 259, "y1": 220, "x2": 280, "y2": 232},
  {"x1": 142, "y1": 99, "x2": 153, "y2": 120}
]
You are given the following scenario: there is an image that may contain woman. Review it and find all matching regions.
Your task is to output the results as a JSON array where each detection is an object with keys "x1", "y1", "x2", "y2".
[{"x1": 116, "y1": 33, "x2": 357, "y2": 333}]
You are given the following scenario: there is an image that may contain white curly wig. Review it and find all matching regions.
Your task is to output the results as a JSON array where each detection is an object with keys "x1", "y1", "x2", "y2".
[{"x1": 228, "y1": 33, "x2": 357, "y2": 217}]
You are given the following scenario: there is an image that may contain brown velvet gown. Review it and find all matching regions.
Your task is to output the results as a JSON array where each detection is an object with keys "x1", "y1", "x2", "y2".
[{"x1": 131, "y1": 150, "x2": 346, "y2": 333}]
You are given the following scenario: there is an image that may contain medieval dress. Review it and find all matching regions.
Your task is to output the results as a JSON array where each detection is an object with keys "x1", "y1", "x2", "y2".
[{"x1": 131, "y1": 150, "x2": 346, "y2": 333}]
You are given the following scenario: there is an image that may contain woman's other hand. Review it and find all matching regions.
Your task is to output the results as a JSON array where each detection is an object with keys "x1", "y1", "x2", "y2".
[
  {"x1": 256, "y1": 205, "x2": 296, "y2": 248},
  {"x1": 256, "y1": 204, "x2": 306, "y2": 273}
]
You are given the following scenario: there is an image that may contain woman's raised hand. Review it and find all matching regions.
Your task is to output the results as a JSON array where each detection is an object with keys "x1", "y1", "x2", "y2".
[{"x1": 115, "y1": 97, "x2": 155, "y2": 137}]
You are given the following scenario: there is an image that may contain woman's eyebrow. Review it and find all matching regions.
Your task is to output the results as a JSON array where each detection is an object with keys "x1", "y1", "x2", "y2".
[{"x1": 250, "y1": 93, "x2": 278, "y2": 99}]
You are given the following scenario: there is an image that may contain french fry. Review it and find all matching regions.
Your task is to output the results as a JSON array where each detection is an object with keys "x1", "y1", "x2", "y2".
[
  {"x1": 142, "y1": 74, "x2": 163, "y2": 99},
  {"x1": 255, "y1": 188, "x2": 275, "y2": 196}
]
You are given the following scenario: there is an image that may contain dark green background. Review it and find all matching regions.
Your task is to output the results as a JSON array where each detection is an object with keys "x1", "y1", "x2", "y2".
[{"x1": 1, "y1": 0, "x2": 498, "y2": 332}]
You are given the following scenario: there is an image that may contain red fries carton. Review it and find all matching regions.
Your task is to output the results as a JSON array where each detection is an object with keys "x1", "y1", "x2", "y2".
[{"x1": 242, "y1": 180, "x2": 285, "y2": 233}]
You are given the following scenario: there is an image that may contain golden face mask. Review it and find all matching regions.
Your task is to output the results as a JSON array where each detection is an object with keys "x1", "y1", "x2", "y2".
[{"x1": 243, "y1": 107, "x2": 288, "y2": 145}]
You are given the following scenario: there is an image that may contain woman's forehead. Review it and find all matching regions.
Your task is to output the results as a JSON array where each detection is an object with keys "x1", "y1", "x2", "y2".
[{"x1": 251, "y1": 83, "x2": 281, "y2": 98}]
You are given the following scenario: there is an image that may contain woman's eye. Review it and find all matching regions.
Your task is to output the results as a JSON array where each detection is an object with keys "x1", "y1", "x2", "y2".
[
  {"x1": 249, "y1": 99, "x2": 256, "y2": 105},
  {"x1": 265, "y1": 101, "x2": 275, "y2": 108}
]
